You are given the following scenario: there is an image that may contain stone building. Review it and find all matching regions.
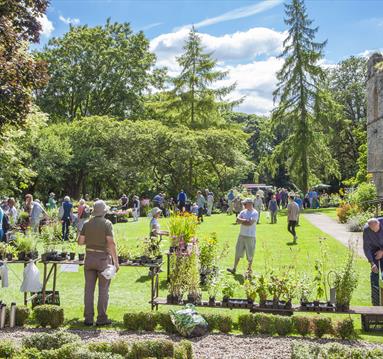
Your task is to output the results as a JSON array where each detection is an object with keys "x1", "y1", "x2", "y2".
[{"x1": 367, "y1": 53, "x2": 383, "y2": 197}]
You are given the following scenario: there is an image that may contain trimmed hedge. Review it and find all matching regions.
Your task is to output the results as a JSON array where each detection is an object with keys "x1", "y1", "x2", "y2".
[
  {"x1": 5, "y1": 305, "x2": 30, "y2": 327},
  {"x1": 33, "y1": 305, "x2": 64, "y2": 329},
  {"x1": 22, "y1": 331, "x2": 80, "y2": 351},
  {"x1": 292, "y1": 342, "x2": 383, "y2": 359},
  {"x1": 312, "y1": 317, "x2": 333, "y2": 338},
  {"x1": 292, "y1": 316, "x2": 311, "y2": 337}
]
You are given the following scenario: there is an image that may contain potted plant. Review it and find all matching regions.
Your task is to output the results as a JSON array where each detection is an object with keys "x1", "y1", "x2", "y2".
[
  {"x1": 78, "y1": 247, "x2": 85, "y2": 261},
  {"x1": 167, "y1": 254, "x2": 185, "y2": 304},
  {"x1": 117, "y1": 242, "x2": 130, "y2": 264},
  {"x1": 15, "y1": 233, "x2": 37, "y2": 261},
  {"x1": 256, "y1": 274, "x2": 269, "y2": 307},
  {"x1": 186, "y1": 245, "x2": 202, "y2": 304},
  {"x1": 268, "y1": 273, "x2": 287, "y2": 309},
  {"x1": 284, "y1": 273, "x2": 299, "y2": 309},
  {"x1": 5, "y1": 245, "x2": 17, "y2": 261},
  {"x1": 221, "y1": 276, "x2": 237, "y2": 305},
  {"x1": 298, "y1": 273, "x2": 314, "y2": 308},
  {"x1": 244, "y1": 278, "x2": 257, "y2": 304},
  {"x1": 0, "y1": 243, "x2": 6, "y2": 260},
  {"x1": 206, "y1": 270, "x2": 221, "y2": 305},
  {"x1": 334, "y1": 248, "x2": 358, "y2": 312},
  {"x1": 68, "y1": 242, "x2": 77, "y2": 260}
]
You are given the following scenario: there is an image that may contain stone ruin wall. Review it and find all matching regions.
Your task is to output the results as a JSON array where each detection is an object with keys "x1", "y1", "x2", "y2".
[{"x1": 367, "y1": 53, "x2": 383, "y2": 197}]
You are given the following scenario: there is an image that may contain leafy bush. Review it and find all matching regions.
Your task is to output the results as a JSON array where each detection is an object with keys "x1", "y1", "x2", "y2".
[
  {"x1": 129, "y1": 340, "x2": 174, "y2": 359},
  {"x1": 216, "y1": 315, "x2": 233, "y2": 333},
  {"x1": 154, "y1": 312, "x2": 177, "y2": 333},
  {"x1": 346, "y1": 211, "x2": 374, "y2": 232},
  {"x1": 274, "y1": 315, "x2": 293, "y2": 336},
  {"x1": 17, "y1": 347, "x2": 42, "y2": 359},
  {"x1": 110, "y1": 340, "x2": 131, "y2": 356},
  {"x1": 292, "y1": 316, "x2": 311, "y2": 336},
  {"x1": 257, "y1": 313, "x2": 275, "y2": 335},
  {"x1": 312, "y1": 317, "x2": 333, "y2": 338},
  {"x1": 238, "y1": 314, "x2": 257, "y2": 335},
  {"x1": 137, "y1": 312, "x2": 157, "y2": 331},
  {"x1": 202, "y1": 313, "x2": 218, "y2": 332},
  {"x1": 336, "y1": 203, "x2": 353, "y2": 223},
  {"x1": 123, "y1": 313, "x2": 141, "y2": 331},
  {"x1": 33, "y1": 305, "x2": 64, "y2": 329},
  {"x1": 0, "y1": 340, "x2": 18, "y2": 358},
  {"x1": 16, "y1": 306, "x2": 30, "y2": 326},
  {"x1": 88, "y1": 342, "x2": 112, "y2": 353},
  {"x1": 291, "y1": 343, "x2": 320, "y2": 359},
  {"x1": 174, "y1": 341, "x2": 194, "y2": 359},
  {"x1": 22, "y1": 331, "x2": 80, "y2": 351},
  {"x1": 335, "y1": 318, "x2": 357, "y2": 339},
  {"x1": 348, "y1": 182, "x2": 377, "y2": 210}
]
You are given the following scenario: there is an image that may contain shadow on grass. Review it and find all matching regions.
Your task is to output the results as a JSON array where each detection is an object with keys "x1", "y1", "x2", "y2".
[
  {"x1": 135, "y1": 275, "x2": 151, "y2": 283},
  {"x1": 160, "y1": 279, "x2": 168, "y2": 290},
  {"x1": 234, "y1": 273, "x2": 245, "y2": 285},
  {"x1": 65, "y1": 318, "x2": 124, "y2": 333}
]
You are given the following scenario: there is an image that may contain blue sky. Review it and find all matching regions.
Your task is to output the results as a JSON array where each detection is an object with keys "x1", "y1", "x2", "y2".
[{"x1": 38, "y1": 0, "x2": 383, "y2": 114}]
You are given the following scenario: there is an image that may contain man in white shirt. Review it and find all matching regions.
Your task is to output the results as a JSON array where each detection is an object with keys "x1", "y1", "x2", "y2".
[{"x1": 227, "y1": 198, "x2": 258, "y2": 275}]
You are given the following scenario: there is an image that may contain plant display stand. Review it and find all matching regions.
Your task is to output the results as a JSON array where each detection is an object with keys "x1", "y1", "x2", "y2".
[
  {"x1": 0, "y1": 258, "x2": 40, "y2": 306},
  {"x1": 40, "y1": 260, "x2": 162, "y2": 310}
]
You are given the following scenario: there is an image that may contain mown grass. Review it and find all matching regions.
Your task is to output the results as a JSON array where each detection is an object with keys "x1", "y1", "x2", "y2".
[{"x1": 1, "y1": 208, "x2": 379, "y2": 342}]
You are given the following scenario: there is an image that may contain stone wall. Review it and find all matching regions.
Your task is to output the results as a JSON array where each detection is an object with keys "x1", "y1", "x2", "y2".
[{"x1": 367, "y1": 53, "x2": 383, "y2": 196}]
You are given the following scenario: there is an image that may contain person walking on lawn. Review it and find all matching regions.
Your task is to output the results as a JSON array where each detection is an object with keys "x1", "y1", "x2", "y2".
[
  {"x1": 196, "y1": 191, "x2": 206, "y2": 223},
  {"x1": 78, "y1": 200, "x2": 119, "y2": 326},
  {"x1": 227, "y1": 198, "x2": 258, "y2": 276},
  {"x1": 287, "y1": 195, "x2": 299, "y2": 244},
  {"x1": 268, "y1": 194, "x2": 278, "y2": 224},
  {"x1": 254, "y1": 194, "x2": 263, "y2": 224}
]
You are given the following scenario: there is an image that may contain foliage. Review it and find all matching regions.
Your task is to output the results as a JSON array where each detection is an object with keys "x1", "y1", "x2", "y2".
[
  {"x1": 130, "y1": 339, "x2": 174, "y2": 359},
  {"x1": 256, "y1": 313, "x2": 275, "y2": 335},
  {"x1": 221, "y1": 276, "x2": 237, "y2": 299},
  {"x1": 270, "y1": 0, "x2": 338, "y2": 192},
  {"x1": 123, "y1": 312, "x2": 141, "y2": 331},
  {"x1": 312, "y1": 317, "x2": 333, "y2": 338},
  {"x1": 292, "y1": 316, "x2": 312, "y2": 336},
  {"x1": 244, "y1": 278, "x2": 257, "y2": 302},
  {"x1": 255, "y1": 273, "x2": 269, "y2": 302},
  {"x1": 347, "y1": 211, "x2": 374, "y2": 232},
  {"x1": 22, "y1": 330, "x2": 80, "y2": 351},
  {"x1": 238, "y1": 314, "x2": 258, "y2": 335},
  {"x1": 174, "y1": 340, "x2": 193, "y2": 359},
  {"x1": 0, "y1": 0, "x2": 48, "y2": 130},
  {"x1": 274, "y1": 315, "x2": 293, "y2": 336},
  {"x1": 335, "y1": 318, "x2": 357, "y2": 339},
  {"x1": 169, "y1": 214, "x2": 198, "y2": 245},
  {"x1": 0, "y1": 340, "x2": 17, "y2": 358},
  {"x1": 334, "y1": 247, "x2": 358, "y2": 306},
  {"x1": 336, "y1": 202, "x2": 356, "y2": 223},
  {"x1": 215, "y1": 315, "x2": 233, "y2": 334},
  {"x1": 36, "y1": 19, "x2": 160, "y2": 122},
  {"x1": 199, "y1": 232, "x2": 218, "y2": 273},
  {"x1": 186, "y1": 244, "x2": 201, "y2": 298},
  {"x1": 33, "y1": 305, "x2": 65, "y2": 329},
  {"x1": 347, "y1": 182, "x2": 377, "y2": 210},
  {"x1": 153, "y1": 312, "x2": 177, "y2": 334},
  {"x1": 313, "y1": 239, "x2": 329, "y2": 301}
]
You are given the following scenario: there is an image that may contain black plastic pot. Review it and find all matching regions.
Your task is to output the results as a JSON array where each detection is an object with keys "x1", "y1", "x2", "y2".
[
  {"x1": 17, "y1": 251, "x2": 26, "y2": 261},
  {"x1": 6, "y1": 253, "x2": 13, "y2": 261},
  {"x1": 69, "y1": 252, "x2": 76, "y2": 260},
  {"x1": 78, "y1": 253, "x2": 85, "y2": 261},
  {"x1": 336, "y1": 302, "x2": 350, "y2": 312},
  {"x1": 187, "y1": 293, "x2": 201, "y2": 305},
  {"x1": 208, "y1": 296, "x2": 215, "y2": 306}
]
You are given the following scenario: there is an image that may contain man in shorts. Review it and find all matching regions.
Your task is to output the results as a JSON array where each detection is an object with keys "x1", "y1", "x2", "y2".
[{"x1": 227, "y1": 198, "x2": 258, "y2": 275}]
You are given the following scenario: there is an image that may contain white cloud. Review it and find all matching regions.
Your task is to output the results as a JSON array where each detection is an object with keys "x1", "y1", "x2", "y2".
[
  {"x1": 150, "y1": 27, "x2": 285, "y2": 114},
  {"x1": 139, "y1": 22, "x2": 163, "y2": 31},
  {"x1": 358, "y1": 48, "x2": 383, "y2": 58},
  {"x1": 37, "y1": 14, "x2": 54, "y2": 37},
  {"x1": 176, "y1": 0, "x2": 282, "y2": 30},
  {"x1": 59, "y1": 15, "x2": 80, "y2": 25}
]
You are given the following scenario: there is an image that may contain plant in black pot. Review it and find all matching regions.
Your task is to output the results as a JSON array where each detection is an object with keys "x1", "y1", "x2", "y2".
[
  {"x1": 256, "y1": 273, "x2": 269, "y2": 307},
  {"x1": 268, "y1": 272, "x2": 287, "y2": 309},
  {"x1": 206, "y1": 270, "x2": 221, "y2": 305},
  {"x1": 0, "y1": 243, "x2": 7, "y2": 260},
  {"x1": 334, "y1": 247, "x2": 358, "y2": 312},
  {"x1": 68, "y1": 242, "x2": 77, "y2": 260},
  {"x1": 299, "y1": 273, "x2": 314, "y2": 307},
  {"x1": 186, "y1": 245, "x2": 202, "y2": 305},
  {"x1": 167, "y1": 253, "x2": 185, "y2": 304},
  {"x1": 5, "y1": 245, "x2": 17, "y2": 261},
  {"x1": 15, "y1": 233, "x2": 36, "y2": 261},
  {"x1": 221, "y1": 276, "x2": 237, "y2": 305},
  {"x1": 244, "y1": 278, "x2": 257, "y2": 305},
  {"x1": 284, "y1": 272, "x2": 299, "y2": 309},
  {"x1": 117, "y1": 242, "x2": 130, "y2": 264}
]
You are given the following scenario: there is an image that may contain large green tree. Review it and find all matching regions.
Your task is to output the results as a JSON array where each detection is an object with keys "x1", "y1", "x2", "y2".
[
  {"x1": 171, "y1": 26, "x2": 238, "y2": 129},
  {"x1": 0, "y1": 0, "x2": 48, "y2": 129},
  {"x1": 36, "y1": 20, "x2": 162, "y2": 121},
  {"x1": 271, "y1": 0, "x2": 338, "y2": 192}
]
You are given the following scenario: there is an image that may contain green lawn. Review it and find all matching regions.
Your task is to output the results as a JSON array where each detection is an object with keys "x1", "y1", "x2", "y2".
[{"x1": 1, "y1": 210, "x2": 379, "y2": 341}]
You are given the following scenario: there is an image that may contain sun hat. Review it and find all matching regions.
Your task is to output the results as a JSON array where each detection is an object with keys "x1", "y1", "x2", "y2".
[
  {"x1": 151, "y1": 207, "x2": 162, "y2": 217},
  {"x1": 92, "y1": 200, "x2": 109, "y2": 217},
  {"x1": 242, "y1": 198, "x2": 254, "y2": 204},
  {"x1": 64, "y1": 196, "x2": 70, "y2": 202},
  {"x1": 49, "y1": 192, "x2": 55, "y2": 197}
]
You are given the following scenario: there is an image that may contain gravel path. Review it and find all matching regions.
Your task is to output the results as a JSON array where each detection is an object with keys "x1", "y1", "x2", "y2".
[
  {"x1": 0, "y1": 328, "x2": 382, "y2": 359},
  {"x1": 303, "y1": 213, "x2": 364, "y2": 257}
]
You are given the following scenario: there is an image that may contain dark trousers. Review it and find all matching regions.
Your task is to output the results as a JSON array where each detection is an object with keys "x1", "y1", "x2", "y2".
[
  {"x1": 288, "y1": 220, "x2": 297, "y2": 237},
  {"x1": 178, "y1": 201, "x2": 185, "y2": 211},
  {"x1": 62, "y1": 217, "x2": 70, "y2": 241},
  {"x1": 198, "y1": 207, "x2": 204, "y2": 222},
  {"x1": 370, "y1": 266, "x2": 383, "y2": 306},
  {"x1": 84, "y1": 252, "x2": 112, "y2": 323}
]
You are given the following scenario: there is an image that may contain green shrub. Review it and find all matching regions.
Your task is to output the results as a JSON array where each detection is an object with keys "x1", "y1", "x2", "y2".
[
  {"x1": 110, "y1": 340, "x2": 130, "y2": 356},
  {"x1": 257, "y1": 313, "x2": 275, "y2": 335},
  {"x1": 123, "y1": 313, "x2": 140, "y2": 331},
  {"x1": 16, "y1": 306, "x2": 30, "y2": 326},
  {"x1": 348, "y1": 182, "x2": 377, "y2": 211},
  {"x1": 335, "y1": 318, "x2": 357, "y2": 339},
  {"x1": 216, "y1": 315, "x2": 233, "y2": 333},
  {"x1": 33, "y1": 305, "x2": 64, "y2": 329},
  {"x1": 17, "y1": 347, "x2": 42, "y2": 359},
  {"x1": 292, "y1": 316, "x2": 311, "y2": 336},
  {"x1": 0, "y1": 340, "x2": 18, "y2": 358},
  {"x1": 274, "y1": 315, "x2": 293, "y2": 336},
  {"x1": 22, "y1": 331, "x2": 80, "y2": 351},
  {"x1": 202, "y1": 313, "x2": 218, "y2": 331},
  {"x1": 178, "y1": 340, "x2": 193, "y2": 359},
  {"x1": 326, "y1": 343, "x2": 352, "y2": 357},
  {"x1": 238, "y1": 314, "x2": 257, "y2": 335},
  {"x1": 312, "y1": 317, "x2": 333, "y2": 338},
  {"x1": 88, "y1": 342, "x2": 112, "y2": 353},
  {"x1": 291, "y1": 343, "x2": 320, "y2": 359},
  {"x1": 154, "y1": 312, "x2": 176, "y2": 333},
  {"x1": 137, "y1": 312, "x2": 157, "y2": 331},
  {"x1": 129, "y1": 339, "x2": 174, "y2": 359}
]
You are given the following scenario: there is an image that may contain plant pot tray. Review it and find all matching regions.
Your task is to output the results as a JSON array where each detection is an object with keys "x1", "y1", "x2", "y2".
[{"x1": 300, "y1": 301, "x2": 335, "y2": 312}]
